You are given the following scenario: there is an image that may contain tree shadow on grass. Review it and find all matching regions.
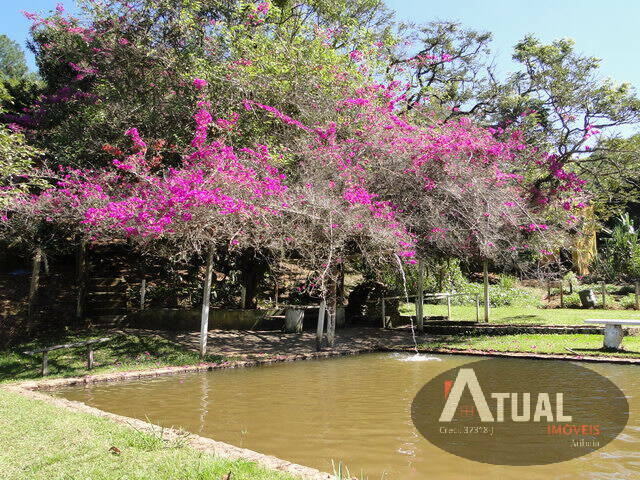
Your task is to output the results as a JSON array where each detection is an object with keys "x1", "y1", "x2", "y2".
[
  {"x1": 570, "y1": 347, "x2": 640, "y2": 356},
  {"x1": 0, "y1": 328, "x2": 223, "y2": 381},
  {"x1": 497, "y1": 315, "x2": 543, "y2": 324}
]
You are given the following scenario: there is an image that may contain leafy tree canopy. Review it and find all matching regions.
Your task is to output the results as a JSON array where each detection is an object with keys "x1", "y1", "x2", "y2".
[{"x1": 0, "y1": 34, "x2": 29, "y2": 80}]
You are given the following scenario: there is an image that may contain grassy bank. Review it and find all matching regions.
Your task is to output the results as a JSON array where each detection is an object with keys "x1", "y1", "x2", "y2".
[
  {"x1": 402, "y1": 304, "x2": 640, "y2": 325},
  {"x1": 0, "y1": 388, "x2": 297, "y2": 480},
  {"x1": 0, "y1": 330, "x2": 227, "y2": 382},
  {"x1": 420, "y1": 333, "x2": 640, "y2": 358}
]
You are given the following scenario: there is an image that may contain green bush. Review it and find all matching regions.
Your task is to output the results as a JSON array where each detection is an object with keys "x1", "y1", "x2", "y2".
[
  {"x1": 563, "y1": 293, "x2": 582, "y2": 308},
  {"x1": 620, "y1": 293, "x2": 638, "y2": 310},
  {"x1": 498, "y1": 275, "x2": 518, "y2": 289},
  {"x1": 447, "y1": 282, "x2": 540, "y2": 307}
]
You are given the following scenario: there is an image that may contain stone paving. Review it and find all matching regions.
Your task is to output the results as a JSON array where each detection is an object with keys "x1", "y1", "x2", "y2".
[{"x1": 138, "y1": 326, "x2": 421, "y2": 358}]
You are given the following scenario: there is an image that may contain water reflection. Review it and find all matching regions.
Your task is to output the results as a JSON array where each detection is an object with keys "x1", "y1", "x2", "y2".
[{"x1": 53, "y1": 353, "x2": 639, "y2": 479}]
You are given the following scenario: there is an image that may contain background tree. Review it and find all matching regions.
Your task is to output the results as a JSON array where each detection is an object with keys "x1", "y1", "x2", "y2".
[
  {"x1": 578, "y1": 134, "x2": 640, "y2": 220},
  {"x1": 14, "y1": 0, "x2": 391, "y2": 168},
  {"x1": 592, "y1": 213, "x2": 640, "y2": 282},
  {"x1": 388, "y1": 21, "x2": 495, "y2": 116},
  {"x1": 0, "y1": 34, "x2": 29, "y2": 80},
  {"x1": 494, "y1": 36, "x2": 640, "y2": 167}
]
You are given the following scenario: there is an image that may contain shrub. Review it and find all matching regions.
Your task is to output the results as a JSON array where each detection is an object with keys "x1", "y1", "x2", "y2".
[
  {"x1": 563, "y1": 293, "x2": 582, "y2": 308},
  {"x1": 498, "y1": 274, "x2": 518, "y2": 289},
  {"x1": 449, "y1": 282, "x2": 541, "y2": 307},
  {"x1": 620, "y1": 293, "x2": 638, "y2": 310}
]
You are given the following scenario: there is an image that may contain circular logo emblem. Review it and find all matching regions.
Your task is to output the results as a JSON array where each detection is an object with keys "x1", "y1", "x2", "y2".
[{"x1": 411, "y1": 358, "x2": 629, "y2": 465}]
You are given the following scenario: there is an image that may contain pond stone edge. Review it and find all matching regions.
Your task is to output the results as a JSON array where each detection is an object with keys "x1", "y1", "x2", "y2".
[
  {"x1": 3, "y1": 344, "x2": 638, "y2": 480},
  {"x1": 4, "y1": 348, "x2": 382, "y2": 480},
  {"x1": 389, "y1": 346, "x2": 640, "y2": 364}
]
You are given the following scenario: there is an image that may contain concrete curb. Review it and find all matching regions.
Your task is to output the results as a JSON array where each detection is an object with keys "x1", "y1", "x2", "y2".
[
  {"x1": 4, "y1": 343, "x2": 638, "y2": 480},
  {"x1": 12, "y1": 347, "x2": 377, "y2": 390},
  {"x1": 4, "y1": 383, "x2": 335, "y2": 480},
  {"x1": 384, "y1": 346, "x2": 640, "y2": 364},
  {"x1": 421, "y1": 324, "x2": 604, "y2": 335},
  {"x1": 4, "y1": 348, "x2": 379, "y2": 480}
]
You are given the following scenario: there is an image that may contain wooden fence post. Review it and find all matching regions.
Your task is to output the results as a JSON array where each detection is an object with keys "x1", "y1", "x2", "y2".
[
  {"x1": 559, "y1": 281, "x2": 564, "y2": 308},
  {"x1": 41, "y1": 351, "x2": 49, "y2": 376},
  {"x1": 635, "y1": 281, "x2": 640, "y2": 310},
  {"x1": 199, "y1": 244, "x2": 215, "y2": 359},
  {"x1": 381, "y1": 298, "x2": 386, "y2": 329},
  {"x1": 86, "y1": 347, "x2": 94, "y2": 370},
  {"x1": 446, "y1": 294, "x2": 452, "y2": 321},
  {"x1": 601, "y1": 282, "x2": 606, "y2": 309},
  {"x1": 475, "y1": 294, "x2": 480, "y2": 322},
  {"x1": 483, "y1": 258, "x2": 490, "y2": 323}
]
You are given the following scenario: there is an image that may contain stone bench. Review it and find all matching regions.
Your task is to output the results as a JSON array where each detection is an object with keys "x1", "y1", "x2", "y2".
[
  {"x1": 584, "y1": 319, "x2": 640, "y2": 350},
  {"x1": 23, "y1": 337, "x2": 111, "y2": 376}
]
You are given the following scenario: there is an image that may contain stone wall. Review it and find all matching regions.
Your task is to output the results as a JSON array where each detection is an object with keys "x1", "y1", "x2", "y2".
[{"x1": 126, "y1": 308, "x2": 283, "y2": 331}]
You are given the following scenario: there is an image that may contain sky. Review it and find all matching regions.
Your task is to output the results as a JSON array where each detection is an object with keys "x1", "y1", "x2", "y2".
[
  {"x1": 386, "y1": 0, "x2": 640, "y2": 88},
  {"x1": 2, "y1": 0, "x2": 640, "y2": 90}
]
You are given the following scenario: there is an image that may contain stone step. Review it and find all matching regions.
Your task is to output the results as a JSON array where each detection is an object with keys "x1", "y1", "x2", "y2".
[
  {"x1": 87, "y1": 314, "x2": 127, "y2": 326},
  {"x1": 87, "y1": 299, "x2": 128, "y2": 309},
  {"x1": 87, "y1": 308, "x2": 127, "y2": 318},
  {"x1": 88, "y1": 278, "x2": 128, "y2": 289},
  {"x1": 420, "y1": 323, "x2": 604, "y2": 336},
  {"x1": 87, "y1": 290, "x2": 127, "y2": 297}
]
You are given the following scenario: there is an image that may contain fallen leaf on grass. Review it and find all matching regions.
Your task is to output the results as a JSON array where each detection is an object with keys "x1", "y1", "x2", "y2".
[{"x1": 109, "y1": 446, "x2": 122, "y2": 455}]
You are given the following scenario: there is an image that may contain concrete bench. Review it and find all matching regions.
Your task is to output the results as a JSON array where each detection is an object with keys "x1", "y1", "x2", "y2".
[
  {"x1": 23, "y1": 337, "x2": 111, "y2": 376},
  {"x1": 584, "y1": 319, "x2": 640, "y2": 350}
]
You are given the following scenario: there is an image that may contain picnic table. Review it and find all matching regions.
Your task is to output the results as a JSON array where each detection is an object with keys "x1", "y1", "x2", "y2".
[{"x1": 584, "y1": 319, "x2": 640, "y2": 350}]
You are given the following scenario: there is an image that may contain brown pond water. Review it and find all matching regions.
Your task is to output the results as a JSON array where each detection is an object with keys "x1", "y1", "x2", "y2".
[{"x1": 53, "y1": 353, "x2": 640, "y2": 479}]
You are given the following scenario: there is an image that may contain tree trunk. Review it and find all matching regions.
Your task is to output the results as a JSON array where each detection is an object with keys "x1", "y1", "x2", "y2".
[
  {"x1": 76, "y1": 240, "x2": 88, "y2": 325},
  {"x1": 325, "y1": 279, "x2": 338, "y2": 347},
  {"x1": 316, "y1": 300, "x2": 326, "y2": 351},
  {"x1": 337, "y1": 263, "x2": 345, "y2": 305},
  {"x1": 240, "y1": 285, "x2": 247, "y2": 309},
  {"x1": 27, "y1": 246, "x2": 43, "y2": 324},
  {"x1": 239, "y1": 248, "x2": 267, "y2": 309},
  {"x1": 140, "y1": 278, "x2": 146, "y2": 310},
  {"x1": 199, "y1": 245, "x2": 215, "y2": 359}
]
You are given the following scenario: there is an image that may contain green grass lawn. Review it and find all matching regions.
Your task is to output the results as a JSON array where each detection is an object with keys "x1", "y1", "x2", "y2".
[
  {"x1": 402, "y1": 304, "x2": 640, "y2": 325},
  {"x1": 420, "y1": 333, "x2": 640, "y2": 358},
  {"x1": 0, "y1": 330, "x2": 227, "y2": 383},
  {"x1": 0, "y1": 388, "x2": 298, "y2": 480}
]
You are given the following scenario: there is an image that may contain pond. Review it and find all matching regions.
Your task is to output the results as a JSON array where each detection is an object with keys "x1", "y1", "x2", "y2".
[{"x1": 53, "y1": 353, "x2": 640, "y2": 479}]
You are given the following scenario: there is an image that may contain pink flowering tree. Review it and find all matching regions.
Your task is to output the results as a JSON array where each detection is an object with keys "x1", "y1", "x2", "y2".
[
  {"x1": 246, "y1": 82, "x2": 587, "y2": 338},
  {"x1": 16, "y1": 0, "x2": 387, "y2": 169},
  {"x1": 4, "y1": 80, "x2": 292, "y2": 356},
  {"x1": 298, "y1": 84, "x2": 585, "y2": 261},
  {"x1": 4, "y1": 75, "x2": 587, "y2": 351}
]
